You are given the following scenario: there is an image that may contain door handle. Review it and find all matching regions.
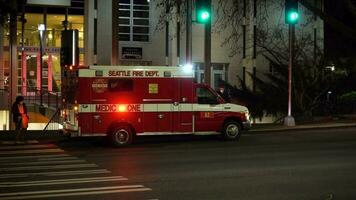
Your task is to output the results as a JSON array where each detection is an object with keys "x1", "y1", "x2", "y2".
[
  {"x1": 93, "y1": 115, "x2": 101, "y2": 120},
  {"x1": 158, "y1": 114, "x2": 164, "y2": 119},
  {"x1": 173, "y1": 102, "x2": 179, "y2": 106}
]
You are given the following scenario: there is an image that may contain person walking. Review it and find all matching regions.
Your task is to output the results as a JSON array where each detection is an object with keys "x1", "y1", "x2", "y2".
[{"x1": 11, "y1": 96, "x2": 29, "y2": 144}]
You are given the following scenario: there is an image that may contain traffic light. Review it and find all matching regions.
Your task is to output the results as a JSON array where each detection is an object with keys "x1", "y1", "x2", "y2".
[
  {"x1": 285, "y1": 0, "x2": 299, "y2": 24},
  {"x1": 196, "y1": 0, "x2": 211, "y2": 24}
]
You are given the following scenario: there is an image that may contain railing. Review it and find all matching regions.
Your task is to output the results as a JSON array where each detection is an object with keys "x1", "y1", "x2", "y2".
[
  {"x1": 23, "y1": 87, "x2": 61, "y2": 109},
  {"x1": 43, "y1": 108, "x2": 62, "y2": 131}
]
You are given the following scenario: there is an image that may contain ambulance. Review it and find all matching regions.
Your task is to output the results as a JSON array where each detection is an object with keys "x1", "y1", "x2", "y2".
[{"x1": 61, "y1": 65, "x2": 251, "y2": 146}]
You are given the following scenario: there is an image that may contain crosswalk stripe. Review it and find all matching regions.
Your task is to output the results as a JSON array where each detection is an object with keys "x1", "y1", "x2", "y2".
[
  {"x1": 37, "y1": 156, "x2": 78, "y2": 161},
  {"x1": 0, "y1": 188, "x2": 152, "y2": 200},
  {"x1": 0, "y1": 185, "x2": 148, "y2": 197},
  {"x1": 0, "y1": 176, "x2": 126, "y2": 184},
  {"x1": 0, "y1": 140, "x2": 38, "y2": 145},
  {"x1": 0, "y1": 159, "x2": 86, "y2": 166},
  {"x1": 0, "y1": 144, "x2": 56, "y2": 150},
  {"x1": 0, "y1": 154, "x2": 71, "y2": 161},
  {"x1": 0, "y1": 163, "x2": 98, "y2": 171},
  {"x1": 0, "y1": 148, "x2": 64, "y2": 155},
  {"x1": 0, "y1": 169, "x2": 110, "y2": 179},
  {"x1": 0, "y1": 176, "x2": 128, "y2": 187}
]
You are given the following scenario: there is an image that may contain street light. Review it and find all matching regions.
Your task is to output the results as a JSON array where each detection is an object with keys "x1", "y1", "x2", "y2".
[{"x1": 38, "y1": 23, "x2": 45, "y2": 106}]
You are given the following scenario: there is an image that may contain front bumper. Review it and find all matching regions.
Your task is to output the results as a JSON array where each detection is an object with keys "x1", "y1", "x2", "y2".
[
  {"x1": 242, "y1": 120, "x2": 252, "y2": 130},
  {"x1": 63, "y1": 122, "x2": 80, "y2": 136}
]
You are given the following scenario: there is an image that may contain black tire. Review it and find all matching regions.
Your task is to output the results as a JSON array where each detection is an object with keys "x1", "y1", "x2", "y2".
[
  {"x1": 110, "y1": 125, "x2": 133, "y2": 147},
  {"x1": 222, "y1": 120, "x2": 242, "y2": 141}
]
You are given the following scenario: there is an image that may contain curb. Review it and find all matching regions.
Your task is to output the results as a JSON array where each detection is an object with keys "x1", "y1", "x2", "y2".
[{"x1": 248, "y1": 123, "x2": 356, "y2": 133}]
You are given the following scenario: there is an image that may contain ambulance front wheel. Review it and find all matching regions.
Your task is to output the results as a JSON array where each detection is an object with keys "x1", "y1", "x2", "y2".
[
  {"x1": 223, "y1": 121, "x2": 242, "y2": 141},
  {"x1": 110, "y1": 126, "x2": 133, "y2": 147}
]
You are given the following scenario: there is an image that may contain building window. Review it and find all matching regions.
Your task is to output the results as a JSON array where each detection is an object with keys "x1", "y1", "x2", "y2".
[
  {"x1": 194, "y1": 63, "x2": 229, "y2": 90},
  {"x1": 118, "y1": 0, "x2": 150, "y2": 42}
]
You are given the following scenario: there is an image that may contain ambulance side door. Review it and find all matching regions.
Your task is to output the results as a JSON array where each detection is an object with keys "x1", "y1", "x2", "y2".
[
  {"x1": 172, "y1": 79, "x2": 193, "y2": 132},
  {"x1": 143, "y1": 80, "x2": 173, "y2": 133},
  {"x1": 194, "y1": 86, "x2": 224, "y2": 132}
]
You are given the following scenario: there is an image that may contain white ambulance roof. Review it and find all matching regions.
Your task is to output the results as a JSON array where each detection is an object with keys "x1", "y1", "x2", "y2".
[{"x1": 79, "y1": 65, "x2": 194, "y2": 78}]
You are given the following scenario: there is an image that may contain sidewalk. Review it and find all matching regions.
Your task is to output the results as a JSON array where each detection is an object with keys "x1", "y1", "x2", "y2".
[
  {"x1": 0, "y1": 130, "x2": 65, "y2": 142},
  {"x1": 249, "y1": 119, "x2": 356, "y2": 133}
]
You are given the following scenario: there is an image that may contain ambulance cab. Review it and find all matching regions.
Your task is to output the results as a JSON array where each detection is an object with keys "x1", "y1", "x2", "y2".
[{"x1": 61, "y1": 65, "x2": 251, "y2": 146}]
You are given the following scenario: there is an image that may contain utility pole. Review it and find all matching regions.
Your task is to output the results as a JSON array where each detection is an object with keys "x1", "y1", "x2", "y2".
[{"x1": 186, "y1": 0, "x2": 192, "y2": 65}]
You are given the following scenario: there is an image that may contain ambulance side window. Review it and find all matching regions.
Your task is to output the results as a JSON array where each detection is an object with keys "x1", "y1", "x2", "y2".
[
  {"x1": 108, "y1": 79, "x2": 133, "y2": 92},
  {"x1": 196, "y1": 87, "x2": 219, "y2": 104}
]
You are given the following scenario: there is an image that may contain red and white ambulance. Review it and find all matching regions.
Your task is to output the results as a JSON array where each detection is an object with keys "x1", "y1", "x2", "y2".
[{"x1": 61, "y1": 65, "x2": 251, "y2": 146}]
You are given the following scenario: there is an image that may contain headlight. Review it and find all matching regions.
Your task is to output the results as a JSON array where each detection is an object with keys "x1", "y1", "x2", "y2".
[{"x1": 244, "y1": 111, "x2": 250, "y2": 121}]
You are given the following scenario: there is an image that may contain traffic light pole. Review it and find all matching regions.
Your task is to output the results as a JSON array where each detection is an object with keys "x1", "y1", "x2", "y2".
[
  {"x1": 284, "y1": 24, "x2": 295, "y2": 126},
  {"x1": 186, "y1": 0, "x2": 192, "y2": 65},
  {"x1": 204, "y1": 0, "x2": 211, "y2": 86}
]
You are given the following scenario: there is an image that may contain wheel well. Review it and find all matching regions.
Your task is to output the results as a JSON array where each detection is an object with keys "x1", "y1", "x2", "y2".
[
  {"x1": 223, "y1": 117, "x2": 243, "y2": 130},
  {"x1": 107, "y1": 122, "x2": 136, "y2": 136}
]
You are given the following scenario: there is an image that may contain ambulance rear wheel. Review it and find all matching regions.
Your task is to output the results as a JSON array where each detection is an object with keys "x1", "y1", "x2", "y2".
[
  {"x1": 223, "y1": 121, "x2": 242, "y2": 141},
  {"x1": 111, "y1": 126, "x2": 133, "y2": 147}
]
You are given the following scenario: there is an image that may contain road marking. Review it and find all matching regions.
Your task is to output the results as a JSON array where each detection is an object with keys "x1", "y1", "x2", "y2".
[
  {"x1": 0, "y1": 140, "x2": 38, "y2": 145},
  {"x1": 0, "y1": 188, "x2": 152, "y2": 199},
  {"x1": 36, "y1": 156, "x2": 78, "y2": 161},
  {"x1": 0, "y1": 144, "x2": 56, "y2": 150},
  {"x1": 0, "y1": 148, "x2": 64, "y2": 155},
  {"x1": 0, "y1": 163, "x2": 98, "y2": 172},
  {"x1": 0, "y1": 159, "x2": 86, "y2": 166},
  {"x1": 0, "y1": 185, "x2": 150, "y2": 197},
  {"x1": 0, "y1": 154, "x2": 71, "y2": 161},
  {"x1": 0, "y1": 176, "x2": 128, "y2": 187},
  {"x1": 0, "y1": 169, "x2": 111, "y2": 179}
]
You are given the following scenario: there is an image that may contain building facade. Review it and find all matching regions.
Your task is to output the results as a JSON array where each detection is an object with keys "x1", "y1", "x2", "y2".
[{"x1": 0, "y1": 0, "x2": 324, "y2": 129}]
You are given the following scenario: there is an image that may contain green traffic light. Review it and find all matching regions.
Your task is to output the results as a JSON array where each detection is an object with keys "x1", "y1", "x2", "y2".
[
  {"x1": 197, "y1": 10, "x2": 210, "y2": 23},
  {"x1": 287, "y1": 11, "x2": 299, "y2": 23},
  {"x1": 201, "y1": 11, "x2": 210, "y2": 20}
]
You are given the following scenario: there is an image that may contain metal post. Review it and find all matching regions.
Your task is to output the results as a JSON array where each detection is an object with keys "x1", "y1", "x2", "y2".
[
  {"x1": 21, "y1": 5, "x2": 26, "y2": 95},
  {"x1": 204, "y1": 0, "x2": 211, "y2": 86},
  {"x1": 177, "y1": 4, "x2": 181, "y2": 64},
  {"x1": 186, "y1": 0, "x2": 192, "y2": 65},
  {"x1": 39, "y1": 33, "x2": 43, "y2": 106},
  {"x1": 9, "y1": 0, "x2": 18, "y2": 130},
  {"x1": 284, "y1": 24, "x2": 295, "y2": 126}
]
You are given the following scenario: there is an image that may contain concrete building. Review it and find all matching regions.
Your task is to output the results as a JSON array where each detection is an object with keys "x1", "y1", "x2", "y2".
[{"x1": 0, "y1": 0, "x2": 324, "y2": 129}]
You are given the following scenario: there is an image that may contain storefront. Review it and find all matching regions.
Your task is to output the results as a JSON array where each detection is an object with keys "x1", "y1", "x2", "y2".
[{"x1": 2, "y1": 12, "x2": 84, "y2": 96}]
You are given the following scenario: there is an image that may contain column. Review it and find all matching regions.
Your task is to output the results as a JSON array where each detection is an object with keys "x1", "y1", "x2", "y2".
[
  {"x1": 84, "y1": 0, "x2": 95, "y2": 66},
  {"x1": 97, "y1": 0, "x2": 113, "y2": 65},
  {"x1": 21, "y1": 53, "x2": 27, "y2": 95},
  {"x1": 47, "y1": 54, "x2": 53, "y2": 92},
  {"x1": 36, "y1": 53, "x2": 41, "y2": 92}
]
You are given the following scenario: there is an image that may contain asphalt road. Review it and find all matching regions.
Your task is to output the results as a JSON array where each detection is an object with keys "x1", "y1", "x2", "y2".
[{"x1": 1, "y1": 127, "x2": 356, "y2": 200}]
